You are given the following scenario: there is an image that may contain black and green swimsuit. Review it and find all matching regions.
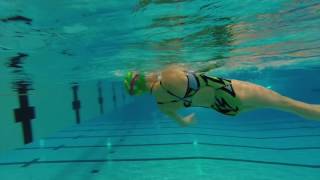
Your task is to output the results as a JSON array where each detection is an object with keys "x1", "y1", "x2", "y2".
[{"x1": 151, "y1": 71, "x2": 241, "y2": 116}]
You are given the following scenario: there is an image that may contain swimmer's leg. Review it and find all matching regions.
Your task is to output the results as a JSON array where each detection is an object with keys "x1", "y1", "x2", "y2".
[{"x1": 232, "y1": 80, "x2": 320, "y2": 120}]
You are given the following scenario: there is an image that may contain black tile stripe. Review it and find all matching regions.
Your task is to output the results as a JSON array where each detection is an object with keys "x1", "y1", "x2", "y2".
[
  {"x1": 16, "y1": 142, "x2": 320, "y2": 151},
  {"x1": 53, "y1": 145, "x2": 65, "y2": 150},
  {"x1": 21, "y1": 158, "x2": 39, "y2": 167},
  {"x1": 0, "y1": 157, "x2": 319, "y2": 169},
  {"x1": 77, "y1": 119, "x2": 306, "y2": 127},
  {"x1": 162, "y1": 125, "x2": 320, "y2": 132},
  {"x1": 59, "y1": 125, "x2": 320, "y2": 133},
  {"x1": 65, "y1": 119, "x2": 314, "y2": 129},
  {"x1": 46, "y1": 133, "x2": 320, "y2": 140}
]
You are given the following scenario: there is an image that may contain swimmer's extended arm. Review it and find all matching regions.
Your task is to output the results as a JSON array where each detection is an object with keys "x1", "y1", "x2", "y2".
[
  {"x1": 162, "y1": 110, "x2": 196, "y2": 127},
  {"x1": 195, "y1": 60, "x2": 224, "y2": 73}
]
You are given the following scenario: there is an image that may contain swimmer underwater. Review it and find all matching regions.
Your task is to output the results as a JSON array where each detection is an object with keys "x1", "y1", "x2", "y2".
[{"x1": 124, "y1": 62, "x2": 320, "y2": 126}]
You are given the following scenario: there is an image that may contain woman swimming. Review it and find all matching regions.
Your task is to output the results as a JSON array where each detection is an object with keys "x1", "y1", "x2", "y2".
[{"x1": 124, "y1": 63, "x2": 320, "y2": 126}]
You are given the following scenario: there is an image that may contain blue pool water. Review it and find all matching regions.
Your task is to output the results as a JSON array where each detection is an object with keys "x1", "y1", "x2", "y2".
[{"x1": 0, "y1": 0, "x2": 320, "y2": 179}]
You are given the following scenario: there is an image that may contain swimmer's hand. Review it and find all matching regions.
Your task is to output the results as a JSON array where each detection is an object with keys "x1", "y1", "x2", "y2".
[
  {"x1": 160, "y1": 109, "x2": 197, "y2": 127},
  {"x1": 182, "y1": 113, "x2": 197, "y2": 126}
]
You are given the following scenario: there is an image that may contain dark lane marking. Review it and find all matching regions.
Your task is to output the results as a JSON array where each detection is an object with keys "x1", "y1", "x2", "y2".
[
  {"x1": 1, "y1": 15, "x2": 32, "y2": 25},
  {"x1": 59, "y1": 125, "x2": 320, "y2": 133},
  {"x1": 16, "y1": 142, "x2": 320, "y2": 151},
  {"x1": 76, "y1": 119, "x2": 305, "y2": 127},
  {"x1": 46, "y1": 133, "x2": 320, "y2": 140},
  {"x1": 21, "y1": 158, "x2": 39, "y2": 168},
  {"x1": 0, "y1": 157, "x2": 319, "y2": 169}
]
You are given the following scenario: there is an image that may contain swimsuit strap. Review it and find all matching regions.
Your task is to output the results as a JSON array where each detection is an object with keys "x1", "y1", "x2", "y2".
[
  {"x1": 156, "y1": 71, "x2": 200, "y2": 106},
  {"x1": 157, "y1": 81, "x2": 192, "y2": 104},
  {"x1": 150, "y1": 81, "x2": 156, "y2": 94}
]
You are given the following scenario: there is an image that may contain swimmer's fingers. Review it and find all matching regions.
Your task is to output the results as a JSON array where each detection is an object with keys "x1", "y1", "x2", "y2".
[{"x1": 184, "y1": 113, "x2": 197, "y2": 125}]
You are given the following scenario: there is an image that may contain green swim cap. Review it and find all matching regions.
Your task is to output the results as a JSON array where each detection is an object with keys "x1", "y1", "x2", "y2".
[{"x1": 123, "y1": 71, "x2": 148, "y2": 95}]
